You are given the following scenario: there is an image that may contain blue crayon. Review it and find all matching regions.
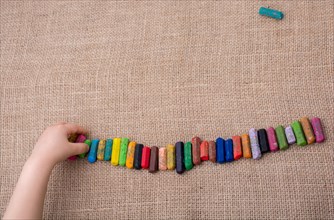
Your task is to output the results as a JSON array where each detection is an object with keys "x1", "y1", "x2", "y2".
[
  {"x1": 225, "y1": 139, "x2": 234, "y2": 162},
  {"x1": 88, "y1": 139, "x2": 99, "y2": 163},
  {"x1": 104, "y1": 138, "x2": 113, "y2": 161},
  {"x1": 216, "y1": 138, "x2": 225, "y2": 164},
  {"x1": 259, "y1": 7, "x2": 284, "y2": 20}
]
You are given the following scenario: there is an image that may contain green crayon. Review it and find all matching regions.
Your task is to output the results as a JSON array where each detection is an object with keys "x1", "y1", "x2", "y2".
[
  {"x1": 119, "y1": 138, "x2": 129, "y2": 166},
  {"x1": 275, "y1": 125, "x2": 288, "y2": 150},
  {"x1": 291, "y1": 121, "x2": 307, "y2": 146},
  {"x1": 184, "y1": 142, "x2": 193, "y2": 171}
]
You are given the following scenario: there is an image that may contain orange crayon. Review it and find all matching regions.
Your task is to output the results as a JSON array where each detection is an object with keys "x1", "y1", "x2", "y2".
[{"x1": 241, "y1": 134, "x2": 252, "y2": 158}]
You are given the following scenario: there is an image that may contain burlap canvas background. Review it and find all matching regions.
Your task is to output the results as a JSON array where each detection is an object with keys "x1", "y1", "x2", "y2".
[{"x1": 1, "y1": 1, "x2": 333, "y2": 219}]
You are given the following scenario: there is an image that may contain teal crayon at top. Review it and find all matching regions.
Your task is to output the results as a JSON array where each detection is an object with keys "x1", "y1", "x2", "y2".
[{"x1": 259, "y1": 7, "x2": 284, "y2": 20}]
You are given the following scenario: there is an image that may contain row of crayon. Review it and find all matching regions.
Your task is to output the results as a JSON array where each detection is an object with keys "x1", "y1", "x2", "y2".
[{"x1": 68, "y1": 117, "x2": 325, "y2": 174}]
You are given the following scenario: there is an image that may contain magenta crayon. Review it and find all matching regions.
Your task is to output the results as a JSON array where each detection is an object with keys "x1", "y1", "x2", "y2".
[
  {"x1": 76, "y1": 134, "x2": 87, "y2": 143},
  {"x1": 68, "y1": 134, "x2": 78, "y2": 160},
  {"x1": 267, "y1": 127, "x2": 279, "y2": 152},
  {"x1": 68, "y1": 134, "x2": 87, "y2": 160},
  {"x1": 311, "y1": 117, "x2": 325, "y2": 143}
]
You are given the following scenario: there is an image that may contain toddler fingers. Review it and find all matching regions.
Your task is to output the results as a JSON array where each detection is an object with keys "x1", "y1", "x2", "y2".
[
  {"x1": 69, "y1": 143, "x2": 89, "y2": 155},
  {"x1": 64, "y1": 123, "x2": 88, "y2": 135}
]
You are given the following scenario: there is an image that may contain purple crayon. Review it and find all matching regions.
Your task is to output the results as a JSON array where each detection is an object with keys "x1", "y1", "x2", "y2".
[
  {"x1": 311, "y1": 117, "x2": 325, "y2": 143},
  {"x1": 285, "y1": 126, "x2": 296, "y2": 145},
  {"x1": 249, "y1": 128, "x2": 262, "y2": 159}
]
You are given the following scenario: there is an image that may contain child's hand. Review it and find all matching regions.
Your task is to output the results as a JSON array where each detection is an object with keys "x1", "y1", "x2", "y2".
[
  {"x1": 30, "y1": 122, "x2": 89, "y2": 166},
  {"x1": 4, "y1": 122, "x2": 89, "y2": 219}
]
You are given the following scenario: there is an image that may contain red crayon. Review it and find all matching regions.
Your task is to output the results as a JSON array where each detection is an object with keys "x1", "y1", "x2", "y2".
[
  {"x1": 141, "y1": 146, "x2": 151, "y2": 169},
  {"x1": 232, "y1": 136, "x2": 242, "y2": 160},
  {"x1": 200, "y1": 141, "x2": 209, "y2": 161}
]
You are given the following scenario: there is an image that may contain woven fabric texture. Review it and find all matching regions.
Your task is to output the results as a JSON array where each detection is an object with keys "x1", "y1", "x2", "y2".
[{"x1": 1, "y1": 1, "x2": 333, "y2": 219}]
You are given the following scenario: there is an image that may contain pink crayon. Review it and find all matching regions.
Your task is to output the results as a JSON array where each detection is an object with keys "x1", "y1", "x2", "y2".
[
  {"x1": 311, "y1": 117, "x2": 325, "y2": 143},
  {"x1": 68, "y1": 134, "x2": 87, "y2": 160},
  {"x1": 267, "y1": 127, "x2": 279, "y2": 152}
]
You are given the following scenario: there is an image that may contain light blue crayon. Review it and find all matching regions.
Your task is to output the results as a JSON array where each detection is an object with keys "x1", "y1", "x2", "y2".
[{"x1": 88, "y1": 139, "x2": 99, "y2": 163}]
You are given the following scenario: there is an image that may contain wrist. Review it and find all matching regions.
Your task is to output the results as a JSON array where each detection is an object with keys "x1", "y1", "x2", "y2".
[{"x1": 27, "y1": 154, "x2": 56, "y2": 172}]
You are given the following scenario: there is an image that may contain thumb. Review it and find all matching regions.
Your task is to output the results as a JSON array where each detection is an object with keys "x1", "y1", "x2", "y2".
[{"x1": 69, "y1": 143, "x2": 89, "y2": 155}]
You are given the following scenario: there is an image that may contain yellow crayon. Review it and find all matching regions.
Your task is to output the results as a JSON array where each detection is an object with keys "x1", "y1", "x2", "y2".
[
  {"x1": 111, "y1": 138, "x2": 121, "y2": 166},
  {"x1": 126, "y1": 141, "x2": 136, "y2": 169},
  {"x1": 167, "y1": 144, "x2": 176, "y2": 170},
  {"x1": 97, "y1": 140, "x2": 106, "y2": 161}
]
